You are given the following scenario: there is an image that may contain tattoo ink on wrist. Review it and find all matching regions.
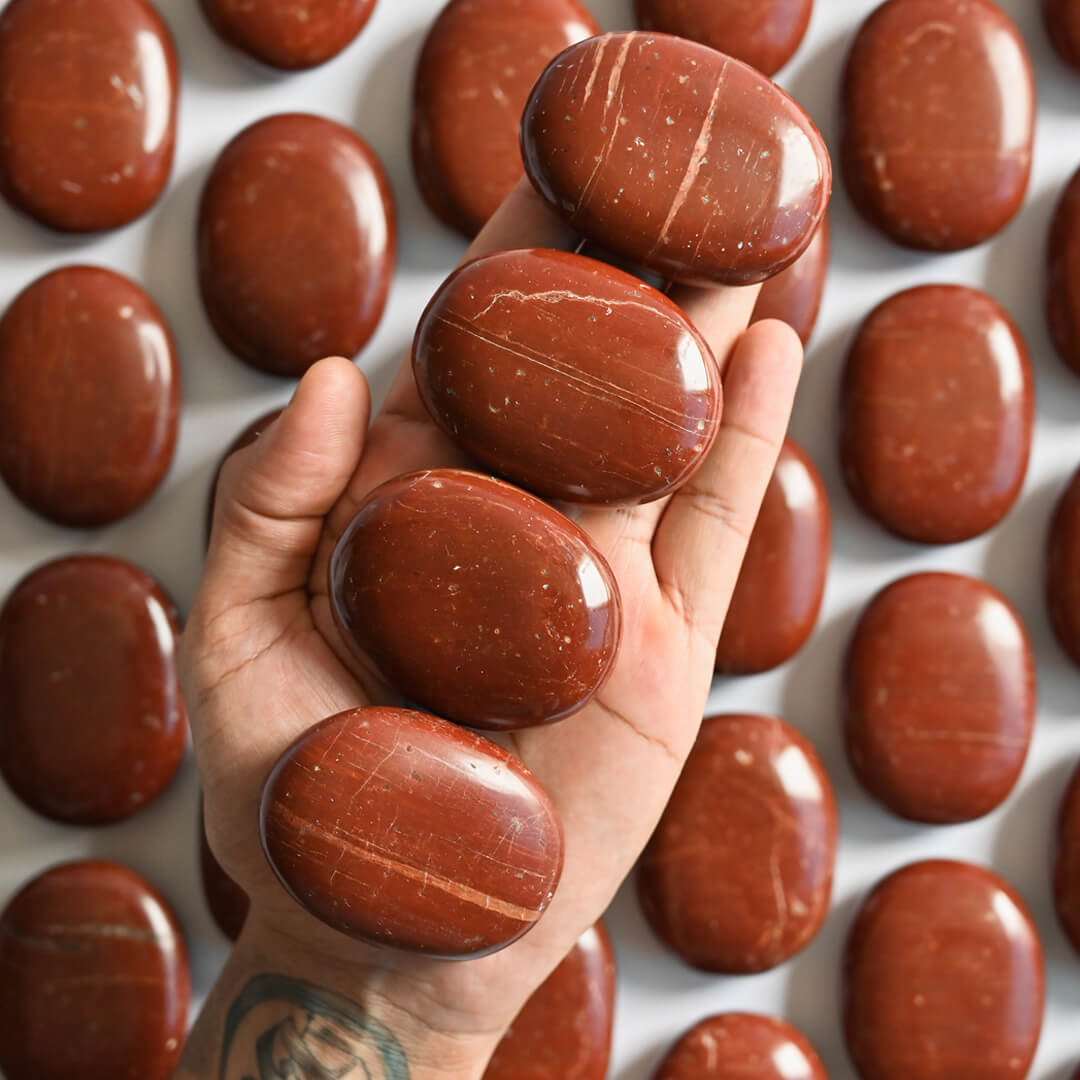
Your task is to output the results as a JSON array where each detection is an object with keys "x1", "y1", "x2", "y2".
[{"x1": 220, "y1": 973, "x2": 410, "y2": 1079}]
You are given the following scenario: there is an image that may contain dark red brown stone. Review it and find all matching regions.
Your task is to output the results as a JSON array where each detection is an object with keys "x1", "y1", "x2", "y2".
[
  {"x1": 0, "y1": 0, "x2": 178, "y2": 232},
  {"x1": 199, "y1": 800, "x2": 249, "y2": 942},
  {"x1": 412, "y1": 0, "x2": 600, "y2": 237},
  {"x1": 1054, "y1": 761, "x2": 1080, "y2": 954},
  {"x1": 639, "y1": 713, "x2": 837, "y2": 974},
  {"x1": 1049, "y1": 466, "x2": 1080, "y2": 668},
  {"x1": 635, "y1": 0, "x2": 813, "y2": 76},
  {"x1": 842, "y1": 0, "x2": 1034, "y2": 251},
  {"x1": 1048, "y1": 166, "x2": 1080, "y2": 376},
  {"x1": 845, "y1": 572, "x2": 1035, "y2": 825},
  {"x1": 751, "y1": 217, "x2": 830, "y2": 345},
  {"x1": 198, "y1": 113, "x2": 395, "y2": 377},
  {"x1": 844, "y1": 860, "x2": 1044, "y2": 1080},
  {"x1": 522, "y1": 31, "x2": 831, "y2": 287},
  {"x1": 0, "y1": 265, "x2": 180, "y2": 527},
  {"x1": 261, "y1": 706, "x2": 564, "y2": 958},
  {"x1": 413, "y1": 248, "x2": 722, "y2": 505},
  {"x1": 484, "y1": 921, "x2": 615, "y2": 1079},
  {"x1": 653, "y1": 1013, "x2": 828, "y2": 1080},
  {"x1": 716, "y1": 439, "x2": 830, "y2": 675},
  {"x1": 0, "y1": 555, "x2": 187, "y2": 825},
  {"x1": 841, "y1": 285, "x2": 1034, "y2": 544},
  {"x1": 0, "y1": 859, "x2": 190, "y2": 1080},
  {"x1": 329, "y1": 469, "x2": 621, "y2": 730},
  {"x1": 200, "y1": 0, "x2": 376, "y2": 70},
  {"x1": 1046, "y1": 0, "x2": 1080, "y2": 70}
]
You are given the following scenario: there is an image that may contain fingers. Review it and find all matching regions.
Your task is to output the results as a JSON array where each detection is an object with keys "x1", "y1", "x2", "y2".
[
  {"x1": 652, "y1": 318, "x2": 803, "y2": 657},
  {"x1": 206, "y1": 357, "x2": 371, "y2": 609},
  {"x1": 669, "y1": 279, "x2": 762, "y2": 376}
]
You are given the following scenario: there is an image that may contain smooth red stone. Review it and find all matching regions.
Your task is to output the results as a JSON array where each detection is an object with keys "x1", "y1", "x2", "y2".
[
  {"x1": 412, "y1": 0, "x2": 599, "y2": 237},
  {"x1": 0, "y1": 555, "x2": 186, "y2": 825},
  {"x1": 484, "y1": 922, "x2": 615, "y2": 1079},
  {"x1": 1048, "y1": 166, "x2": 1080, "y2": 376},
  {"x1": 845, "y1": 572, "x2": 1035, "y2": 825},
  {"x1": 0, "y1": 0, "x2": 178, "y2": 232},
  {"x1": 635, "y1": 0, "x2": 813, "y2": 76},
  {"x1": 841, "y1": 285, "x2": 1034, "y2": 544},
  {"x1": 844, "y1": 860, "x2": 1044, "y2": 1080},
  {"x1": 261, "y1": 706, "x2": 564, "y2": 958},
  {"x1": 716, "y1": 439, "x2": 830, "y2": 675},
  {"x1": 638, "y1": 713, "x2": 837, "y2": 974},
  {"x1": 330, "y1": 469, "x2": 621, "y2": 730},
  {"x1": 0, "y1": 860, "x2": 190, "y2": 1080},
  {"x1": 198, "y1": 113, "x2": 395, "y2": 377},
  {"x1": 751, "y1": 217, "x2": 830, "y2": 345},
  {"x1": 653, "y1": 1013, "x2": 827, "y2": 1080},
  {"x1": 1046, "y1": 0, "x2": 1080, "y2": 69},
  {"x1": 414, "y1": 248, "x2": 722, "y2": 505},
  {"x1": 0, "y1": 266, "x2": 180, "y2": 527},
  {"x1": 522, "y1": 31, "x2": 831, "y2": 287},
  {"x1": 199, "y1": 801, "x2": 249, "y2": 942},
  {"x1": 1049, "y1": 467, "x2": 1080, "y2": 667},
  {"x1": 841, "y1": 0, "x2": 1034, "y2": 251},
  {"x1": 1054, "y1": 762, "x2": 1080, "y2": 954},
  {"x1": 200, "y1": 0, "x2": 376, "y2": 70}
]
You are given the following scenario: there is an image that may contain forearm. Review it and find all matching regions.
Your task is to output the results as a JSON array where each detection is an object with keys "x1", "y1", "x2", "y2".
[{"x1": 176, "y1": 918, "x2": 499, "y2": 1080}]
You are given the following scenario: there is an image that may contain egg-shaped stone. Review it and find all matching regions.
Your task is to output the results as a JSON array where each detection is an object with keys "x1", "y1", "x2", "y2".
[
  {"x1": 751, "y1": 217, "x2": 830, "y2": 345},
  {"x1": 1046, "y1": 0, "x2": 1080, "y2": 70},
  {"x1": 1054, "y1": 761, "x2": 1080, "y2": 954},
  {"x1": 1048, "y1": 166, "x2": 1080, "y2": 376},
  {"x1": 1049, "y1": 466, "x2": 1080, "y2": 668}
]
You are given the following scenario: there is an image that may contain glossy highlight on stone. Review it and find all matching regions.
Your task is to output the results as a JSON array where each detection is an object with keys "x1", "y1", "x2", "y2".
[
  {"x1": 412, "y1": 0, "x2": 599, "y2": 237},
  {"x1": 635, "y1": 0, "x2": 813, "y2": 76},
  {"x1": 841, "y1": 285, "x2": 1033, "y2": 544},
  {"x1": 1048, "y1": 166, "x2": 1080, "y2": 376},
  {"x1": 200, "y1": 801, "x2": 249, "y2": 942},
  {"x1": 0, "y1": 0, "x2": 178, "y2": 232},
  {"x1": 198, "y1": 113, "x2": 395, "y2": 377},
  {"x1": 653, "y1": 1013, "x2": 827, "y2": 1080},
  {"x1": 330, "y1": 469, "x2": 621, "y2": 730},
  {"x1": 716, "y1": 439, "x2": 830, "y2": 675},
  {"x1": 522, "y1": 31, "x2": 831, "y2": 287},
  {"x1": 0, "y1": 555, "x2": 187, "y2": 825},
  {"x1": 200, "y1": 0, "x2": 376, "y2": 70},
  {"x1": 841, "y1": 0, "x2": 1034, "y2": 251},
  {"x1": 1054, "y1": 762, "x2": 1080, "y2": 954},
  {"x1": 414, "y1": 248, "x2": 722, "y2": 505},
  {"x1": 752, "y1": 217, "x2": 830, "y2": 345},
  {"x1": 261, "y1": 706, "x2": 564, "y2": 958},
  {"x1": 1046, "y1": 0, "x2": 1080, "y2": 70},
  {"x1": 844, "y1": 860, "x2": 1044, "y2": 1080},
  {"x1": 0, "y1": 265, "x2": 180, "y2": 527},
  {"x1": 205, "y1": 407, "x2": 283, "y2": 544},
  {"x1": 638, "y1": 713, "x2": 837, "y2": 974},
  {"x1": 484, "y1": 922, "x2": 615, "y2": 1079},
  {"x1": 0, "y1": 859, "x2": 190, "y2": 1080},
  {"x1": 1049, "y1": 467, "x2": 1080, "y2": 668},
  {"x1": 845, "y1": 572, "x2": 1035, "y2": 825}
]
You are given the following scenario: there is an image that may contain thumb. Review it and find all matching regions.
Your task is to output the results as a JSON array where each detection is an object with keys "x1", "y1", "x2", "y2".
[{"x1": 206, "y1": 356, "x2": 371, "y2": 610}]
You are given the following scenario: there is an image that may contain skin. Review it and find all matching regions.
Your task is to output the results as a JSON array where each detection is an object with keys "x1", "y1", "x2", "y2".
[{"x1": 176, "y1": 179, "x2": 803, "y2": 1079}]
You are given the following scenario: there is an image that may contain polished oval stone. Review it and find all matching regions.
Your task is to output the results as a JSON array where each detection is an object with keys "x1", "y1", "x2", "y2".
[
  {"x1": 1046, "y1": 0, "x2": 1080, "y2": 70},
  {"x1": 0, "y1": 859, "x2": 190, "y2": 1080},
  {"x1": 841, "y1": 0, "x2": 1034, "y2": 251},
  {"x1": 1049, "y1": 467, "x2": 1080, "y2": 668},
  {"x1": 844, "y1": 859, "x2": 1044, "y2": 1080},
  {"x1": 261, "y1": 706, "x2": 564, "y2": 958},
  {"x1": 0, "y1": 265, "x2": 180, "y2": 527},
  {"x1": 330, "y1": 469, "x2": 622, "y2": 730},
  {"x1": 716, "y1": 439, "x2": 830, "y2": 675},
  {"x1": 638, "y1": 713, "x2": 837, "y2": 973},
  {"x1": 413, "y1": 0, "x2": 599, "y2": 237},
  {"x1": 199, "y1": 800, "x2": 249, "y2": 942},
  {"x1": 635, "y1": 0, "x2": 813, "y2": 76},
  {"x1": 751, "y1": 216, "x2": 830, "y2": 345},
  {"x1": 653, "y1": 1013, "x2": 827, "y2": 1080},
  {"x1": 522, "y1": 31, "x2": 831, "y2": 287},
  {"x1": 414, "y1": 248, "x2": 722, "y2": 505},
  {"x1": 0, "y1": 554, "x2": 187, "y2": 825},
  {"x1": 0, "y1": 0, "x2": 178, "y2": 232},
  {"x1": 841, "y1": 284, "x2": 1034, "y2": 544},
  {"x1": 484, "y1": 921, "x2": 615, "y2": 1080},
  {"x1": 1054, "y1": 761, "x2": 1080, "y2": 954},
  {"x1": 198, "y1": 113, "x2": 395, "y2": 377},
  {"x1": 845, "y1": 572, "x2": 1035, "y2": 825},
  {"x1": 1048, "y1": 166, "x2": 1080, "y2": 376},
  {"x1": 200, "y1": 0, "x2": 376, "y2": 70}
]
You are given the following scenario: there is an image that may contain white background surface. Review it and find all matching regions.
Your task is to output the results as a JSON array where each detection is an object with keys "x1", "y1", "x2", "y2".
[{"x1": 0, "y1": 0, "x2": 1077, "y2": 1076}]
